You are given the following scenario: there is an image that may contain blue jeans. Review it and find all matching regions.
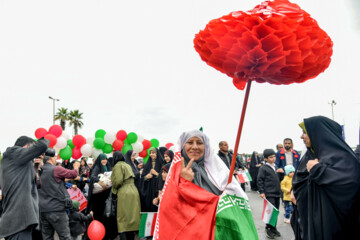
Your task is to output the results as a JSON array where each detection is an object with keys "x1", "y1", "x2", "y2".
[{"x1": 284, "y1": 201, "x2": 293, "y2": 219}]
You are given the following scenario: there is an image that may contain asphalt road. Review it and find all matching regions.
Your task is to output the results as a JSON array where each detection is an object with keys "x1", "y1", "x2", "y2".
[{"x1": 246, "y1": 183, "x2": 295, "y2": 240}]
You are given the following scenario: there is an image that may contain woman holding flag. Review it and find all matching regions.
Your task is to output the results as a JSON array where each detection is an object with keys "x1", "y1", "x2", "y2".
[{"x1": 153, "y1": 130, "x2": 258, "y2": 240}]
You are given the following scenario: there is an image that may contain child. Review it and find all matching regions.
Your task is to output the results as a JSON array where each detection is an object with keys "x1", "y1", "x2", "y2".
[
  {"x1": 257, "y1": 149, "x2": 284, "y2": 239},
  {"x1": 69, "y1": 200, "x2": 93, "y2": 240},
  {"x1": 281, "y1": 165, "x2": 295, "y2": 224}
]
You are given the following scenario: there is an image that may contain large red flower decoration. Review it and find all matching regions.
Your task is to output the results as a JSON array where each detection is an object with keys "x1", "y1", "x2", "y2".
[{"x1": 194, "y1": 0, "x2": 333, "y2": 90}]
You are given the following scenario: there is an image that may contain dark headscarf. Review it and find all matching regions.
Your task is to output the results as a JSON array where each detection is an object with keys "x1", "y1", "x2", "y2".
[
  {"x1": 292, "y1": 116, "x2": 360, "y2": 240},
  {"x1": 124, "y1": 150, "x2": 138, "y2": 173},
  {"x1": 159, "y1": 147, "x2": 168, "y2": 159},
  {"x1": 157, "y1": 162, "x2": 172, "y2": 191},
  {"x1": 112, "y1": 151, "x2": 125, "y2": 166},
  {"x1": 250, "y1": 151, "x2": 260, "y2": 168},
  {"x1": 142, "y1": 148, "x2": 164, "y2": 177},
  {"x1": 355, "y1": 145, "x2": 360, "y2": 160},
  {"x1": 164, "y1": 150, "x2": 174, "y2": 163}
]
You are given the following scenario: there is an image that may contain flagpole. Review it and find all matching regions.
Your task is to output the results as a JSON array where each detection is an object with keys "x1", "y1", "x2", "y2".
[{"x1": 227, "y1": 80, "x2": 252, "y2": 184}]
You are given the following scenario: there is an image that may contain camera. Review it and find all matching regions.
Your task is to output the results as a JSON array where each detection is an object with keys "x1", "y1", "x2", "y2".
[{"x1": 43, "y1": 148, "x2": 56, "y2": 163}]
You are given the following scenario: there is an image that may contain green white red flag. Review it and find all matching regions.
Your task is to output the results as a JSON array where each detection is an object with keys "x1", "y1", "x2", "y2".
[
  {"x1": 139, "y1": 212, "x2": 157, "y2": 238},
  {"x1": 237, "y1": 169, "x2": 252, "y2": 183},
  {"x1": 261, "y1": 199, "x2": 279, "y2": 227},
  {"x1": 153, "y1": 152, "x2": 258, "y2": 240}
]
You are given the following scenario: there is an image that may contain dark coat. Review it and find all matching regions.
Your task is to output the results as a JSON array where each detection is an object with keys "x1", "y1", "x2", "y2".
[
  {"x1": 69, "y1": 210, "x2": 92, "y2": 236},
  {"x1": 292, "y1": 116, "x2": 360, "y2": 240},
  {"x1": 124, "y1": 150, "x2": 141, "y2": 192},
  {"x1": 0, "y1": 138, "x2": 49, "y2": 238},
  {"x1": 257, "y1": 164, "x2": 281, "y2": 198},
  {"x1": 140, "y1": 148, "x2": 164, "y2": 212}
]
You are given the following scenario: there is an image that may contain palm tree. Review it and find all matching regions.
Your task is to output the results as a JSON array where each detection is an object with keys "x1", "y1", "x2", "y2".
[
  {"x1": 54, "y1": 107, "x2": 69, "y2": 130},
  {"x1": 69, "y1": 110, "x2": 84, "y2": 135}
]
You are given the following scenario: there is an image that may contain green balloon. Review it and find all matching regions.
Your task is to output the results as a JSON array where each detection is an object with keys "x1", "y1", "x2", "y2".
[
  {"x1": 150, "y1": 138, "x2": 159, "y2": 148},
  {"x1": 122, "y1": 144, "x2": 133, "y2": 154},
  {"x1": 67, "y1": 139, "x2": 75, "y2": 149},
  {"x1": 143, "y1": 155, "x2": 149, "y2": 164},
  {"x1": 94, "y1": 138, "x2": 105, "y2": 149},
  {"x1": 126, "y1": 132, "x2": 138, "y2": 144},
  {"x1": 95, "y1": 129, "x2": 106, "y2": 139},
  {"x1": 103, "y1": 143, "x2": 113, "y2": 154},
  {"x1": 59, "y1": 146, "x2": 72, "y2": 160},
  {"x1": 123, "y1": 138, "x2": 128, "y2": 144}
]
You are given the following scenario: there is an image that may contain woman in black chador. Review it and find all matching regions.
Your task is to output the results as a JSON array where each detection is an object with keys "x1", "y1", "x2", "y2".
[
  {"x1": 291, "y1": 116, "x2": 360, "y2": 240},
  {"x1": 249, "y1": 151, "x2": 261, "y2": 191},
  {"x1": 140, "y1": 147, "x2": 164, "y2": 212}
]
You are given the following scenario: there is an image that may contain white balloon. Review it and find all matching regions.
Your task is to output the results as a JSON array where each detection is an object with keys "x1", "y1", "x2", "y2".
[
  {"x1": 132, "y1": 141, "x2": 143, "y2": 153},
  {"x1": 137, "y1": 134, "x2": 144, "y2": 143},
  {"x1": 87, "y1": 136, "x2": 95, "y2": 147},
  {"x1": 81, "y1": 144, "x2": 92, "y2": 157},
  {"x1": 53, "y1": 146, "x2": 62, "y2": 153},
  {"x1": 104, "y1": 132, "x2": 116, "y2": 144},
  {"x1": 61, "y1": 131, "x2": 71, "y2": 140},
  {"x1": 54, "y1": 137, "x2": 67, "y2": 149},
  {"x1": 92, "y1": 148, "x2": 103, "y2": 159}
]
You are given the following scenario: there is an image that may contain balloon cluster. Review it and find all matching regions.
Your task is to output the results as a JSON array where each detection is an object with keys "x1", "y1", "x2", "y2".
[{"x1": 34, "y1": 125, "x2": 175, "y2": 163}]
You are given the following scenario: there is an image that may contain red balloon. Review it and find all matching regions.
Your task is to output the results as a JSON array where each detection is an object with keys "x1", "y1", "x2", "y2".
[
  {"x1": 165, "y1": 143, "x2": 174, "y2": 150},
  {"x1": 48, "y1": 125, "x2": 63, "y2": 138},
  {"x1": 35, "y1": 128, "x2": 48, "y2": 139},
  {"x1": 44, "y1": 134, "x2": 57, "y2": 148},
  {"x1": 72, "y1": 147, "x2": 82, "y2": 160},
  {"x1": 142, "y1": 139, "x2": 151, "y2": 150},
  {"x1": 116, "y1": 130, "x2": 127, "y2": 141},
  {"x1": 139, "y1": 149, "x2": 147, "y2": 158},
  {"x1": 112, "y1": 139, "x2": 124, "y2": 151},
  {"x1": 87, "y1": 220, "x2": 105, "y2": 240},
  {"x1": 194, "y1": 0, "x2": 333, "y2": 90},
  {"x1": 73, "y1": 135, "x2": 86, "y2": 147}
]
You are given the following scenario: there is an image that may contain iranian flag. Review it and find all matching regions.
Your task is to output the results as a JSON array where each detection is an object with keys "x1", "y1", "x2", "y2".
[
  {"x1": 139, "y1": 212, "x2": 157, "y2": 238},
  {"x1": 261, "y1": 199, "x2": 279, "y2": 227},
  {"x1": 237, "y1": 169, "x2": 252, "y2": 183},
  {"x1": 153, "y1": 152, "x2": 258, "y2": 240}
]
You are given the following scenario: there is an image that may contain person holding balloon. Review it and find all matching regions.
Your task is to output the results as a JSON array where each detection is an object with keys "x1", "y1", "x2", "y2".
[
  {"x1": 140, "y1": 147, "x2": 165, "y2": 212},
  {"x1": 86, "y1": 153, "x2": 115, "y2": 240}
]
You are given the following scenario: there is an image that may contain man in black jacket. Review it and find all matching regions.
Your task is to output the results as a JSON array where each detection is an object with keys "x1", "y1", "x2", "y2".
[
  {"x1": 0, "y1": 136, "x2": 49, "y2": 240},
  {"x1": 218, "y1": 141, "x2": 246, "y2": 191},
  {"x1": 257, "y1": 149, "x2": 284, "y2": 239},
  {"x1": 38, "y1": 155, "x2": 80, "y2": 240}
]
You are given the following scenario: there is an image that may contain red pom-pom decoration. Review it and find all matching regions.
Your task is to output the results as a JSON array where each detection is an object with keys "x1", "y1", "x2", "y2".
[{"x1": 194, "y1": 0, "x2": 333, "y2": 90}]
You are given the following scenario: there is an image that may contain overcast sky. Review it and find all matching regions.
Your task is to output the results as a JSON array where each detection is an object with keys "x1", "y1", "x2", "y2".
[{"x1": 1, "y1": 0, "x2": 359, "y2": 155}]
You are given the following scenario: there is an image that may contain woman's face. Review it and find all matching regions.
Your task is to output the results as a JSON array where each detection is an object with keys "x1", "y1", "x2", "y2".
[
  {"x1": 162, "y1": 171, "x2": 168, "y2": 181},
  {"x1": 150, "y1": 151, "x2": 157, "y2": 160},
  {"x1": 184, "y1": 137, "x2": 204, "y2": 161},
  {"x1": 301, "y1": 131, "x2": 311, "y2": 148},
  {"x1": 81, "y1": 159, "x2": 85, "y2": 166},
  {"x1": 131, "y1": 153, "x2": 136, "y2": 161},
  {"x1": 101, "y1": 159, "x2": 107, "y2": 166},
  {"x1": 164, "y1": 154, "x2": 171, "y2": 163}
]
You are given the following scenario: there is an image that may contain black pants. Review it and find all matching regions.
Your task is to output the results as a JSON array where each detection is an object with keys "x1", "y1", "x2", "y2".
[
  {"x1": 5, "y1": 225, "x2": 34, "y2": 240},
  {"x1": 40, "y1": 211, "x2": 71, "y2": 240},
  {"x1": 266, "y1": 197, "x2": 280, "y2": 230}
]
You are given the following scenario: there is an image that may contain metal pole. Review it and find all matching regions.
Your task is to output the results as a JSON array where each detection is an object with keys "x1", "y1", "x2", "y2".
[{"x1": 49, "y1": 96, "x2": 59, "y2": 125}]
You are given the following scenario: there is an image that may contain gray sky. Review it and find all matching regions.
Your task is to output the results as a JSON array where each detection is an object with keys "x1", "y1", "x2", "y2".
[{"x1": 1, "y1": 0, "x2": 359, "y2": 154}]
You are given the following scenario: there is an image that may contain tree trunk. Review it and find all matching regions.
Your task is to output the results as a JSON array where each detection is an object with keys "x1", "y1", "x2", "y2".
[
  {"x1": 60, "y1": 120, "x2": 66, "y2": 130},
  {"x1": 74, "y1": 123, "x2": 78, "y2": 135}
]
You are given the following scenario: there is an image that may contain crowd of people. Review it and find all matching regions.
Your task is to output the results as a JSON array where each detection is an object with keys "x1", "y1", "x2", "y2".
[{"x1": 0, "y1": 116, "x2": 359, "y2": 240}]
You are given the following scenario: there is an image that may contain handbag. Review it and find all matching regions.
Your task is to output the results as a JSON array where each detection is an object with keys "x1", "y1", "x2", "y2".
[{"x1": 104, "y1": 191, "x2": 117, "y2": 218}]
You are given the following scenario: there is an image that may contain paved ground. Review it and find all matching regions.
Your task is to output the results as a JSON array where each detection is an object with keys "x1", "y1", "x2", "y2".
[{"x1": 245, "y1": 183, "x2": 295, "y2": 240}]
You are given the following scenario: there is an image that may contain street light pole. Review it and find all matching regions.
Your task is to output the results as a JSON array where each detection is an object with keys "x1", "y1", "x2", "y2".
[
  {"x1": 49, "y1": 96, "x2": 60, "y2": 125},
  {"x1": 328, "y1": 100, "x2": 336, "y2": 120}
]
